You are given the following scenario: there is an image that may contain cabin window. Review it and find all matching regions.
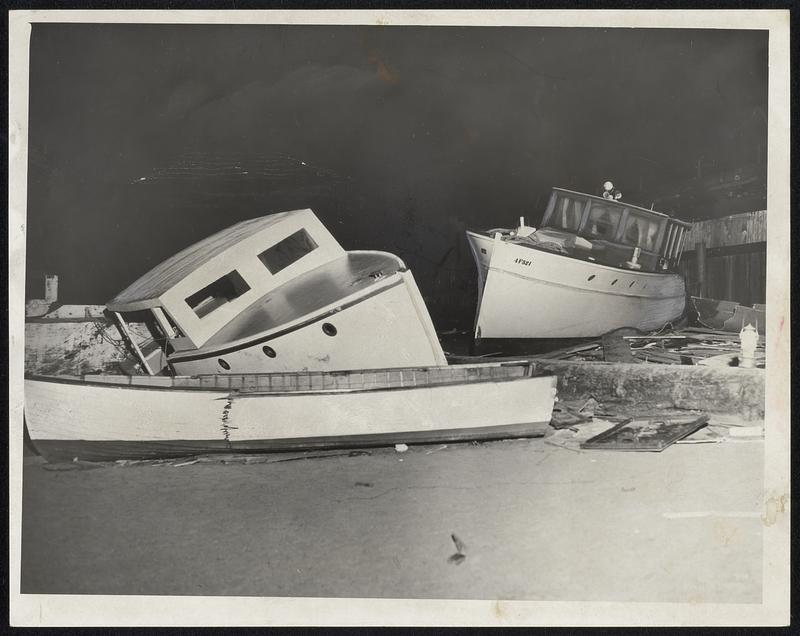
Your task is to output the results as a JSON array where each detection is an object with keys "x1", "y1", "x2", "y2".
[
  {"x1": 620, "y1": 212, "x2": 663, "y2": 251},
  {"x1": 584, "y1": 203, "x2": 623, "y2": 241},
  {"x1": 547, "y1": 194, "x2": 586, "y2": 232},
  {"x1": 258, "y1": 228, "x2": 318, "y2": 274},
  {"x1": 185, "y1": 270, "x2": 251, "y2": 318}
]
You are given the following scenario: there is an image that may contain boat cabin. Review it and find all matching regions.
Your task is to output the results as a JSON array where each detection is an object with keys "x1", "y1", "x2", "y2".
[
  {"x1": 106, "y1": 208, "x2": 446, "y2": 376},
  {"x1": 536, "y1": 188, "x2": 691, "y2": 273},
  {"x1": 103, "y1": 211, "x2": 335, "y2": 373}
]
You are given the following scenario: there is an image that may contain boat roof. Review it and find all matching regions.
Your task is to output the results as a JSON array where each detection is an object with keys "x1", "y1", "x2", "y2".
[
  {"x1": 107, "y1": 210, "x2": 310, "y2": 311},
  {"x1": 552, "y1": 187, "x2": 692, "y2": 227}
]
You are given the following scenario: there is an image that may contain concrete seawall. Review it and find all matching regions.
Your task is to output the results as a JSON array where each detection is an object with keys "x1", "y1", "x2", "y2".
[
  {"x1": 532, "y1": 359, "x2": 765, "y2": 420},
  {"x1": 24, "y1": 319, "x2": 148, "y2": 376}
]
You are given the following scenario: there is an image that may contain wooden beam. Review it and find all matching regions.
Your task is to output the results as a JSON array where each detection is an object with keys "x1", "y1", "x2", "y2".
[
  {"x1": 113, "y1": 312, "x2": 154, "y2": 376},
  {"x1": 696, "y1": 241, "x2": 707, "y2": 298}
]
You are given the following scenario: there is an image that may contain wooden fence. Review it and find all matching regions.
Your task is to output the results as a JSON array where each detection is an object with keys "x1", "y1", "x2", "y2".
[{"x1": 677, "y1": 210, "x2": 766, "y2": 306}]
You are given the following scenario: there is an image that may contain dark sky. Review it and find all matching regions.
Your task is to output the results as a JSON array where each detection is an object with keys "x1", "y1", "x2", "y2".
[{"x1": 25, "y1": 24, "x2": 767, "y2": 328}]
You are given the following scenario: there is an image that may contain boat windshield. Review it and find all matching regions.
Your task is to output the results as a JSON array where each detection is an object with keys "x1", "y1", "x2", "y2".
[
  {"x1": 619, "y1": 209, "x2": 664, "y2": 251},
  {"x1": 583, "y1": 201, "x2": 623, "y2": 241},
  {"x1": 536, "y1": 188, "x2": 690, "y2": 272},
  {"x1": 546, "y1": 193, "x2": 587, "y2": 232}
]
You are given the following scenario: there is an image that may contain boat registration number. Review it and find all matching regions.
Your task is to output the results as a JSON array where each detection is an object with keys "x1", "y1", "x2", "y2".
[{"x1": 514, "y1": 257, "x2": 532, "y2": 267}]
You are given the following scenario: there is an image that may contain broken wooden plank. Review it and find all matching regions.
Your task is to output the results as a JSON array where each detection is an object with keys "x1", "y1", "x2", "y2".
[
  {"x1": 580, "y1": 415, "x2": 710, "y2": 452},
  {"x1": 622, "y1": 335, "x2": 688, "y2": 340},
  {"x1": 601, "y1": 331, "x2": 640, "y2": 364},
  {"x1": 539, "y1": 341, "x2": 602, "y2": 360}
]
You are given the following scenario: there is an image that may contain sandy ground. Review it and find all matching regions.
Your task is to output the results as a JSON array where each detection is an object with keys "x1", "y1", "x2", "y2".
[{"x1": 20, "y1": 433, "x2": 763, "y2": 602}]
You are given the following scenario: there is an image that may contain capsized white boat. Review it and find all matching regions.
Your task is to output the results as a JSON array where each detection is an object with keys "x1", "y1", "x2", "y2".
[
  {"x1": 466, "y1": 187, "x2": 690, "y2": 339},
  {"x1": 106, "y1": 208, "x2": 446, "y2": 376},
  {"x1": 24, "y1": 362, "x2": 558, "y2": 462}
]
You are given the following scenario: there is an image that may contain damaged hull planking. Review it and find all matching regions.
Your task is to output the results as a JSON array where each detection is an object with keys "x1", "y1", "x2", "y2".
[{"x1": 24, "y1": 363, "x2": 558, "y2": 462}]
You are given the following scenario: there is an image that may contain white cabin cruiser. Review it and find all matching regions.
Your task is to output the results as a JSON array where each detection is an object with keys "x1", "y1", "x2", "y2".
[
  {"x1": 106, "y1": 209, "x2": 446, "y2": 375},
  {"x1": 466, "y1": 187, "x2": 690, "y2": 340}
]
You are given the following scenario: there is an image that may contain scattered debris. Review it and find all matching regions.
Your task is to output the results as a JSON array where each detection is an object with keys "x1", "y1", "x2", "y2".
[
  {"x1": 697, "y1": 353, "x2": 741, "y2": 367},
  {"x1": 550, "y1": 408, "x2": 592, "y2": 429},
  {"x1": 394, "y1": 443, "x2": 409, "y2": 453},
  {"x1": 425, "y1": 445, "x2": 448, "y2": 455},
  {"x1": 691, "y1": 296, "x2": 765, "y2": 335},
  {"x1": 578, "y1": 397, "x2": 600, "y2": 415},
  {"x1": 602, "y1": 329, "x2": 641, "y2": 363},
  {"x1": 580, "y1": 415, "x2": 709, "y2": 452},
  {"x1": 538, "y1": 326, "x2": 766, "y2": 367},
  {"x1": 549, "y1": 396, "x2": 600, "y2": 429},
  {"x1": 675, "y1": 426, "x2": 725, "y2": 444},
  {"x1": 451, "y1": 533, "x2": 466, "y2": 553},
  {"x1": 448, "y1": 533, "x2": 467, "y2": 565},
  {"x1": 545, "y1": 419, "x2": 620, "y2": 451},
  {"x1": 171, "y1": 459, "x2": 199, "y2": 467}
]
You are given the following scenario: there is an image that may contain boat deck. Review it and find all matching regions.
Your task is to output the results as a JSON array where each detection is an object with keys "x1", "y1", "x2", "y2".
[{"x1": 193, "y1": 251, "x2": 403, "y2": 352}]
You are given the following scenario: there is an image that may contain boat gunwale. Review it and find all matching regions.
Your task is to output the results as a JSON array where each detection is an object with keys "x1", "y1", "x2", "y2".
[
  {"x1": 24, "y1": 360, "x2": 550, "y2": 396},
  {"x1": 465, "y1": 230, "x2": 688, "y2": 280},
  {"x1": 24, "y1": 371, "x2": 552, "y2": 397}
]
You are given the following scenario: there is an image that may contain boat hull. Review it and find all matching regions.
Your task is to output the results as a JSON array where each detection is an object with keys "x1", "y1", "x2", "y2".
[
  {"x1": 467, "y1": 232, "x2": 687, "y2": 339},
  {"x1": 24, "y1": 365, "x2": 558, "y2": 462}
]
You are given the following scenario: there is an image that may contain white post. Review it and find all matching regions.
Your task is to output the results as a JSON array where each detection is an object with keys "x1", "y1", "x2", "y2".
[{"x1": 44, "y1": 274, "x2": 58, "y2": 304}]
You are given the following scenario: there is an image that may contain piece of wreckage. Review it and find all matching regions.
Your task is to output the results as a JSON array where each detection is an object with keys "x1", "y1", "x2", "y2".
[
  {"x1": 466, "y1": 185, "x2": 691, "y2": 341},
  {"x1": 24, "y1": 209, "x2": 557, "y2": 462}
]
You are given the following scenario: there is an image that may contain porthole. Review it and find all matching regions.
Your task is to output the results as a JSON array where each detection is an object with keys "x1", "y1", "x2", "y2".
[
  {"x1": 611, "y1": 279, "x2": 618, "y2": 286},
  {"x1": 262, "y1": 345, "x2": 276, "y2": 358},
  {"x1": 218, "y1": 358, "x2": 230, "y2": 370},
  {"x1": 587, "y1": 275, "x2": 596, "y2": 281},
  {"x1": 322, "y1": 322, "x2": 337, "y2": 337}
]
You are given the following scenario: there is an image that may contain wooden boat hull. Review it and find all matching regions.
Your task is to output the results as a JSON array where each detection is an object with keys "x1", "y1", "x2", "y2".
[
  {"x1": 467, "y1": 232, "x2": 687, "y2": 339},
  {"x1": 24, "y1": 364, "x2": 558, "y2": 462}
]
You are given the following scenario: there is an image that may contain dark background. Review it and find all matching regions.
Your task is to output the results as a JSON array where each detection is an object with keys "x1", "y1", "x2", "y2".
[{"x1": 25, "y1": 24, "x2": 768, "y2": 329}]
